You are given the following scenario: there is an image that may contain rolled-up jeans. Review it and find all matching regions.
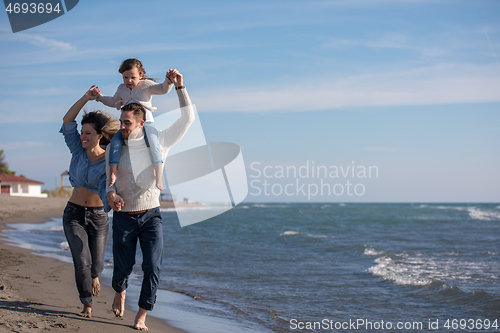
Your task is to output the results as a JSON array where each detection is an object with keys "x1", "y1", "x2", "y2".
[
  {"x1": 111, "y1": 208, "x2": 163, "y2": 311},
  {"x1": 63, "y1": 202, "x2": 109, "y2": 305}
]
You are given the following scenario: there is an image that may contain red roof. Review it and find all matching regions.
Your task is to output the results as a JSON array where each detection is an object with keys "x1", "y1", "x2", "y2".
[{"x1": 0, "y1": 173, "x2": 44, "y2": 185}]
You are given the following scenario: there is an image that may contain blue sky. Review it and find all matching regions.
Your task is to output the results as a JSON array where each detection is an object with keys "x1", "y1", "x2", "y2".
[{"x1": 0, "y1": 0, "x2": 499, "y2": 202}]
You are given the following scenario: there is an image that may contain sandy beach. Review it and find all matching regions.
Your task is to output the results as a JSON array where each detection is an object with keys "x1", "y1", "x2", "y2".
[{"x1": 0, "y1": 195, "x2": 186, "y2": 333}]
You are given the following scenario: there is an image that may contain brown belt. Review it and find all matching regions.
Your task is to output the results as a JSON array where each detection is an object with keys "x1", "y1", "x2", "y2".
[{"x1": 125, "y1": 209, "x2": 149, "y2": 214}]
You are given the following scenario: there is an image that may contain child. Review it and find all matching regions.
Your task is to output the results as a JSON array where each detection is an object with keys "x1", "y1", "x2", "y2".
[{"x1": 95, "y1": 58, "x2": 173, "y2": 190}]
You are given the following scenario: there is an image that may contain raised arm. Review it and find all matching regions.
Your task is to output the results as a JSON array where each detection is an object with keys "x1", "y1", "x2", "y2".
[
  {"x1": 96, "y1": 87, "x2": 122, "y2": 110},
  {"x1": 158, "y1": 70, "x2": 194, "y2": 149},
  {"x1": 63, "y1": 85, "x2": 99, "y2": 124},
  {"x1": 146, "y1": 73, "x2": 174, "y2": 96}
]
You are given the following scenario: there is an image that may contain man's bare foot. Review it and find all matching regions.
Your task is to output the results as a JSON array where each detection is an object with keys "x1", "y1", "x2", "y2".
[
  {"x1": 134, "y1": 308, "x2": 148, "y2": 331},
  {"x1": 112, "y1": 290, "x2": 125, "y2": 317},
  {"x1": 92, "y1": 277, "x2": 100, "y2": 296},
  {"x1": 79, "y1": 304, "x2": 92, "y2": 318}
]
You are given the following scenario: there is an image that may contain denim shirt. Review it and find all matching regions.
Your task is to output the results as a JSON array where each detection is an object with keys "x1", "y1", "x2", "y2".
[{"x1": 60, "y1": 121, "x2": 110, "y2": 212}]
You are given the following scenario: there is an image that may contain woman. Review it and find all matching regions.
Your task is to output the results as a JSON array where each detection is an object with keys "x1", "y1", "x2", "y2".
[{"x1": 60, "y1": 86, "x2": 119, "y2": 318}]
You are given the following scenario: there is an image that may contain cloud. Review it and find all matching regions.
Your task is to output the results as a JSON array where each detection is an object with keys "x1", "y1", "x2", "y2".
[
  {"x1": 366, "y1": 147, "x2": 400, "y2": 152},
  {"x1": 184, "y1": 63, "x2": 500, "y2": 112},
  {"x1": 15, "y1": 34, "x2": 76, "y2": 51},
  {"x1": 0, "y1": 141, "x2": 49, "y2": 150},
  {"x1": 321, "y1": 34, "x2": 447, "y2": 57}
]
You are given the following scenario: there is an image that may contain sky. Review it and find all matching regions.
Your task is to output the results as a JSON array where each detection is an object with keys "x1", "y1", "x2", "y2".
[{"x1": 0, "y1": 0, "x2": 499, "y2": 203}]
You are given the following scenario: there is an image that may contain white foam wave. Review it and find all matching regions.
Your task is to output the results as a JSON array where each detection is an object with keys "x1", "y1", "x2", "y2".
[
  {"x1": 160, "y1": 205, "x2": 232, "y2": 213},
  {"x1": 368, "y1": 256, "x2": 432, "y2": 286},
  {"x1": 306, "y1": 234, "x2": 329, "y2": 238},
  {"x1": 339, "y1": 203, "x2": 346, "y2": 206},
  {"x1": 59, "y1": 241, "x2": 69, "y2": 251},
  {"x1": 280, "y1": 231, "x2": 300, "y2": 236},
  {"x1": 252, "y1": 204, "x2": 290, "y2": 208},
  {"x1": 48, "y1": 226, "x2": 63, "y2": 232},
  {"x1": 419, "y1": 205, "x2": 467, "y2": 211},
  {"x1": 363, "y1": 246, "x2": 383, "y2": 256},
  {"x1": 320, "y1": 205, "x2": 330, "y2": 209},
  {"x1": 368, "y1": 252, "x2": 499, "y2": 287},
  {"x1": 468, "y1": 207, "x2": 500, "y2": 220}
]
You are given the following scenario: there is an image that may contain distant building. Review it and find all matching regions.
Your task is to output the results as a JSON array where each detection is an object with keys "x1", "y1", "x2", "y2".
[{"x1": 0, "y1": 173, "x2": 48, "y2": 198}]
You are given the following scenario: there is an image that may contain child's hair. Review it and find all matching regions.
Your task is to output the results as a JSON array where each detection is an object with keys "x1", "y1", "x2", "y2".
[
  {"x1": 81, "y1": 111, "x2": 120, "y2": 146},
  {"x1": 118, "y1": 58, "x2": 155, "y2": 81}
]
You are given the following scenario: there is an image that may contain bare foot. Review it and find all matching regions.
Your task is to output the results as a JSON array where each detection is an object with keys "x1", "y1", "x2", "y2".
[
  {"x1": 155, "y1": 165, "x2": 164, "y2": 190},
  {"x1": 112, "y1": 290, "x2": 125, "y2": 317},
  {"x1": 134, "y1": 308, "x2": 148, "y2": 331},
  {"x1": 92, "y1": 277, "x2": 100, "y2": 296},
  {"x1": 156, "y1": 182, "x2": 164, "y2": 191},
  {"x1": 78, "y1": 304, "x2": 92, "y2": 318}
]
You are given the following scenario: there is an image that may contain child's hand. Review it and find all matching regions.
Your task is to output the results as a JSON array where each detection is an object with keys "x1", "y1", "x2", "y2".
[
  {"x1": 168, "y1": 69, "x2": 183, "y2": 87},
  {"x1": 84, "y1": 85, "x2": 101, "y2": 100}
]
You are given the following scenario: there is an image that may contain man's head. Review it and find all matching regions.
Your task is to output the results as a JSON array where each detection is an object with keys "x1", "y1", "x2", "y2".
[{"x1": 120, "y1": 103, "x2": 146, "y2": 139}]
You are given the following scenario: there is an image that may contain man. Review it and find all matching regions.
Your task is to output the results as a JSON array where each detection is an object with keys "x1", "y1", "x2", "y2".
[{"x1": 106, "y1": 69, "x2": 193, "y2": 331}]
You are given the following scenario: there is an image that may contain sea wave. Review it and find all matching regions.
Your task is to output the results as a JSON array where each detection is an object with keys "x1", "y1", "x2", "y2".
[
  {"x1": 367, "y1": 252, "x2": 499, "y2": 288},
  {"x1": 306, "y1": 234, "x2": 329, "y2": 238},
  {"x1": 368, "y1": 255, "x2": 433, "y2": 286},
  {"x1": 59, "y1": 241, "x2": 69, "y2": 251},
  {"x1": 160, "y1": 205, "x2": 232, "y2": 213},
  {"x1": 363, "y1": 246, "x2": 384, "y2": 256},
  {"x1": 252, "y1": 204, "x2": 291, "y2": 208},
  {"x1": 468, "y1": 207, "x2": 500, "y2": 220},
  {"x1": 280, "y1": 231, "x2": 301, "y2": 236},
  {"x1": 419, "y1": 204, "x2": 467, "y2": 211}
]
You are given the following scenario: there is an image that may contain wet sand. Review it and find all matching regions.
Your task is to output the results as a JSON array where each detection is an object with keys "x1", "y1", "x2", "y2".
[{"x1": 0, "y1": 195, "x2": 186, "y2": 333}]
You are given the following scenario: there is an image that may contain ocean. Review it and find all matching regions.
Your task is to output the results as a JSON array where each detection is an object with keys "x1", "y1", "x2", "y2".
[{"x1": 3, "y1": 203, "x2": 500, "y2": 332}]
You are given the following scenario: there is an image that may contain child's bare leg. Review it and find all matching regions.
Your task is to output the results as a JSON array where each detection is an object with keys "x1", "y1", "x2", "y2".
[
  {"x1": 154, "y1": 165, "x2": 164, "y2": 191},
  {"x1": 109, "y1": 165, "x2": 117, "y2": 187}
]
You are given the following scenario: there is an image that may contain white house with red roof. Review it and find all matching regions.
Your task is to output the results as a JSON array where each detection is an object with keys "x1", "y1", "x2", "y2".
[{"x1": 0, "y1": 173, "x2": 48, "y2": 198}]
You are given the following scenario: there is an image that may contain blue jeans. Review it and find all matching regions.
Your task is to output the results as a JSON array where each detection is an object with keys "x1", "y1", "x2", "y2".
[
  {"x1": 63, "y1": 202, "x2": 109, "y2": 305},
  {"x1": 111, "y1": 208, "x2": 163, "y2": 311},
  {"x1": 109, "y1": 122, "x2": 163, "y2": 166}
]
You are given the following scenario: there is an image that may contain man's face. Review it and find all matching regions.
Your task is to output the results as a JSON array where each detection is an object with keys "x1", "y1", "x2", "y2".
[{"x1": 120, "y1": 111, "x2": 144, "y2": 139}]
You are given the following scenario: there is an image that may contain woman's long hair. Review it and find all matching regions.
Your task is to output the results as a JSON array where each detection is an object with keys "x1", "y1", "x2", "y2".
[{"x1": 81, "y1": 111, "x2": 119, "y2": 146}]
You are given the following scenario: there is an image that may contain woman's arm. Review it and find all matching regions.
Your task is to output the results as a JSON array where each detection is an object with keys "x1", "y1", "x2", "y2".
[{"x1": 63, "y1": 86, "x2": 99, "y2": 124}]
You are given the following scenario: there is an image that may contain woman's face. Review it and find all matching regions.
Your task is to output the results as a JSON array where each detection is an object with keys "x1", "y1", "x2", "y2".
[{"x1": 80, "y1": 123, "x2": 102, "y2": 150}]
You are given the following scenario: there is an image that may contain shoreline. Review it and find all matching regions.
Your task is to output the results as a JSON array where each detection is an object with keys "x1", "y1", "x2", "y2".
[{"x1": 0, "y1": 196, "x2": 186, "y2": 333}]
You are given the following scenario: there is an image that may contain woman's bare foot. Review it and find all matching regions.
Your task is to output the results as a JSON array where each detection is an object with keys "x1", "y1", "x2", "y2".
[
  {"x1": 112, "y1": 290, "x2": 126, "y2": 317},
  {"x1": 79, "y1": 303, "x2": 92, "y2": 318},
  {"x1": 134, "y1": 308, "x2": 149, "y2": 331},
  {"x1": 92, "y1": 277, "x2": 100, "y2": 296}
]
